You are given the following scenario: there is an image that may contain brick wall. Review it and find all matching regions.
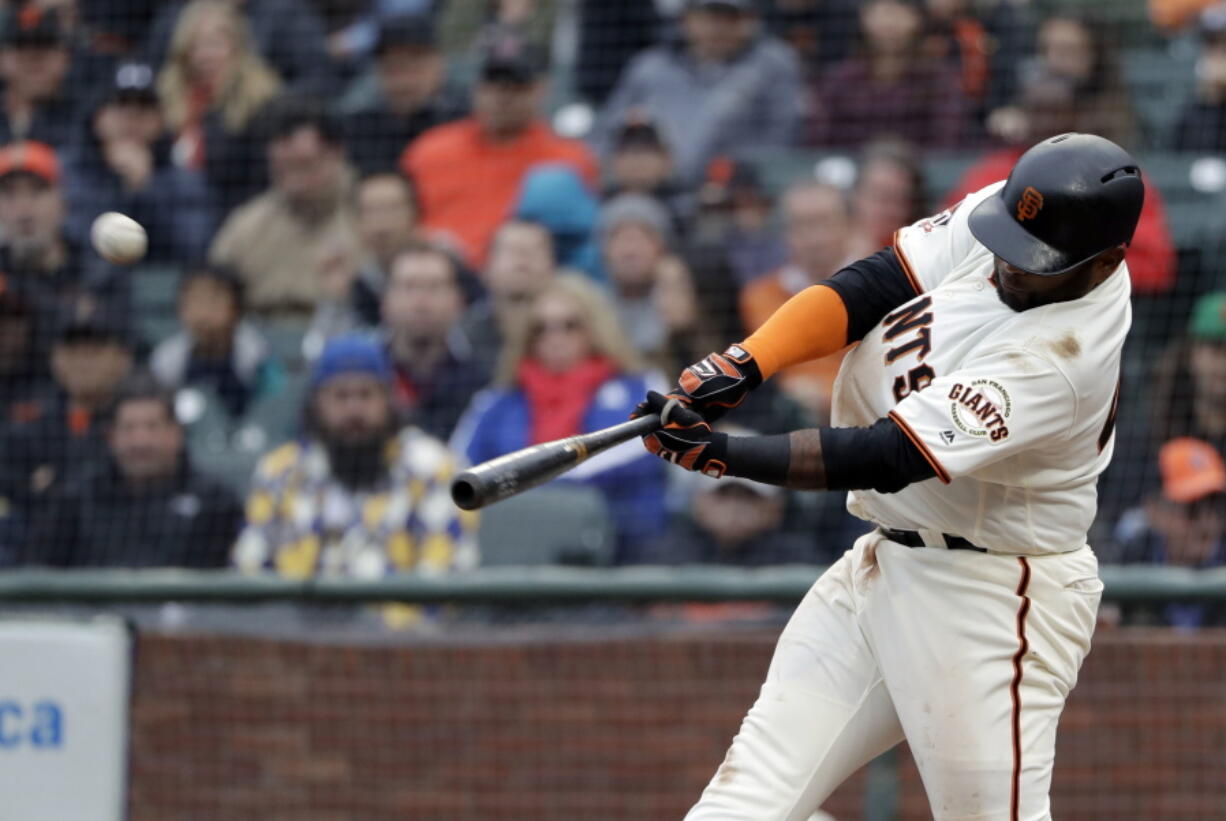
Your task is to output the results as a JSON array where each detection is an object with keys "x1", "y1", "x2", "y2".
[{"x1": 128, "y1": 628, "x2": 1226, "y2": 821}]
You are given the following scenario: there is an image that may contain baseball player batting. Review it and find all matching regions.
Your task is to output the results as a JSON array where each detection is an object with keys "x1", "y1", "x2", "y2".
[{"x1": 633, "y1": 133, "x2": 1140, "y2": 820}]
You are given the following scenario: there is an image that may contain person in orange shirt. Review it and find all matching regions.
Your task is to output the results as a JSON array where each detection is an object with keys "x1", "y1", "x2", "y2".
[
  {"x1": 400, "y1": 29, "x2": 597, "y2": 269},
  {"x1": 740, "y1": 180, "x2": 855, "y2": 422}
]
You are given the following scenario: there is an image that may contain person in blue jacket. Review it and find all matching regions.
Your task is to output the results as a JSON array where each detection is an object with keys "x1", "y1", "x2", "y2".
[{"x1": 451, "y1": 274, "x2": 667, "y2": 562}]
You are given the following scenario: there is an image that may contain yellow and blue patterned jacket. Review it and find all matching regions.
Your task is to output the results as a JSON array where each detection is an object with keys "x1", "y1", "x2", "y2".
[{"x1": 233, "y1": 428, "x2": 477, "y2": 578}]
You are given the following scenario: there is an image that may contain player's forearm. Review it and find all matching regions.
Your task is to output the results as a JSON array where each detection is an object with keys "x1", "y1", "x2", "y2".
[{"x1": 721, "y1": 419, "x2": 936, "y2": 493}]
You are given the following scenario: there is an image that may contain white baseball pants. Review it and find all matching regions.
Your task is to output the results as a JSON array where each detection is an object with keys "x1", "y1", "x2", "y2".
[{"x1": 685, "y1": 530, "x2": 1102, "y2": 821}]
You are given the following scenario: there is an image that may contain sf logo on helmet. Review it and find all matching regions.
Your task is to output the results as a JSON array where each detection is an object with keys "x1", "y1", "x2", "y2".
[{"x1": 1016, "y1": 186, "x2": 1044, "y2": 221}]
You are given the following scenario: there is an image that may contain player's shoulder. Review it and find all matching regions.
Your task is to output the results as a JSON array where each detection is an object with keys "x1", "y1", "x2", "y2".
[
  {"x1": 895, "y1": 182, "x2": 1003, "y2": 284},
  {"x1": 990, "y1": 296, "x2": 1128, "y2": 389}
]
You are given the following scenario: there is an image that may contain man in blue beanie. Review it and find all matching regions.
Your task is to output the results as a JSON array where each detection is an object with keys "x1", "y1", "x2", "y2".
[{"x1": 233, "y1": 334, "x2": 477, "y2": 579}]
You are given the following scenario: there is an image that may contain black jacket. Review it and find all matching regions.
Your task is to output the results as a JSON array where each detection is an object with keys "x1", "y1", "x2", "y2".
[
  {"x1": 64, "y1": 125, "x2": 214, "y2": 264},
  {"x1": 0, "y1": 394, "x2": 111, "y2": 520},
  {"x1": 27, "y1": 458, "x2": 242, "y2": 568},
  {"x1": 343, "y1": 92, "x2": 467, "y2": 176}
]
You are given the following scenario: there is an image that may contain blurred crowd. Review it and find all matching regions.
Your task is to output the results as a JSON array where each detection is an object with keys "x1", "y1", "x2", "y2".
[{"x1": 0, "y1": 0, "x2": 1222, "y2": 626}]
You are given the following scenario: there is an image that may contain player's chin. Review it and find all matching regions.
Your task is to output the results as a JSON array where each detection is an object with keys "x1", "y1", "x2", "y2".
[{"x1": 991, "y1": 281, "x2": 1033, "y2": 313}]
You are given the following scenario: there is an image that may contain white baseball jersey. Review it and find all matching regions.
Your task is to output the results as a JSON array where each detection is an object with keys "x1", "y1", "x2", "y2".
[{"x1": 830, "y1": 181, "x2": 1129, "y2": 554}]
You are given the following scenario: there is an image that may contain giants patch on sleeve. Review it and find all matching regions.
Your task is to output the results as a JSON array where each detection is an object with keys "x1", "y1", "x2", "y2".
[{"x1": 948, "y1": 380, "x2": 1011, "y2": 443}]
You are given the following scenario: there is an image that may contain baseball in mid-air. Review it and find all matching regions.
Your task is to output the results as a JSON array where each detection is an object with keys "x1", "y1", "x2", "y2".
[{"x1": 90, "y1": 212, "x2": 147, "y2": 266}]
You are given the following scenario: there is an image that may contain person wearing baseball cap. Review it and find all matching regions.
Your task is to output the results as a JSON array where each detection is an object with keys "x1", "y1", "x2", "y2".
[
  {"x1": 595, "y1": 0, "x2": 803, "y2": 186},
  {"x1": 64, "y1": 61, "x2": 213, "y2": 264},
  {"x1": 0, "y1": 3, "x2": 78, "y2": 149},
  {"x1": 1112, "y1": 437, "x2": 1225, "y2": 626},
  {"x1": 401, "y1": 26, "x2": 597, "y2": 269},
  {"x1": 232, "y1": 334, "x2": 477, "y2": 579},
  {"x1": 0, "y1": 296, "x2": 136, "y2": 532},
  {"x1": 1174, "y1": 5, "x2": 1226, "y2": 152},
  {"x1": 0, "y1": 140, "x2": 125, "y2": 346},
  {"x1": 341, "y1": 15, "x2": 466, "y2": 176},
  {"x1": 24, "y1": 372, "x2": 245, "y2": 569},
  {"x1": 603, "y1": 112, "x2": 696, "y2": 230}
]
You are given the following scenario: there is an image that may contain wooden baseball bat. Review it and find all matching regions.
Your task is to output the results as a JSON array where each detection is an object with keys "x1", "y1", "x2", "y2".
[{"x1": 451, "y1": 411, "x2": 668, "y2": 511}]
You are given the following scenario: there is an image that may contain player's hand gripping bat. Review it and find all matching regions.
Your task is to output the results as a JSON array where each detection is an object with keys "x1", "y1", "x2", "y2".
[{"x1": 450, "y1": 399, "x2": 681, "y2": 510}]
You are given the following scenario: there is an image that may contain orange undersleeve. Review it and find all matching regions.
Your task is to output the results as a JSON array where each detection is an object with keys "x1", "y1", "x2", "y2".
[{"x1": 739, "y1": 284, "x2": 850, "y2": 380}]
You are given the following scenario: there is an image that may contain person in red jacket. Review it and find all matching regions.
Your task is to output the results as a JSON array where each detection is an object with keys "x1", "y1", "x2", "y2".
[
  {"x1": 400, "y1": 29, "x2": 597, "y2": 269},
  {"x1": 946, "y1": 73, "x2": 1176, "y2": 294}
]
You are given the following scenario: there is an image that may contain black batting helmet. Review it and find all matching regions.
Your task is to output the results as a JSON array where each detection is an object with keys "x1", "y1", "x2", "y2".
[{"x1": 968, "y1": 133, "x2": 1144, "y2": 276}]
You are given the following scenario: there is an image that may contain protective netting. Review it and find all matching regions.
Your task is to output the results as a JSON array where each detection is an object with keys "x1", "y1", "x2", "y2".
[
  {"x1": 0, "y1": 0, "x2": 1220, "y2": 584},
  {"x1": 1, "y1": 0, "x2": 1225, "y2": 815}
]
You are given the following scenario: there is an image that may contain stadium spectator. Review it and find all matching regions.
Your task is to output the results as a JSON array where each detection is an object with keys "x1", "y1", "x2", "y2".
[
  {"x1": 1152, "y1": 292, "x2": 1226, "y2": 452},
  {"x1": 846, "y1": 139, "x2": 927, "y2": 261},
  {"x1": 603, "y1": 115, "x2": 695, "y2": 233},
  {"x1": 381, "y1": 241, "x2": 488, "y2": 441},
  {"x1": 460, "y1": 218, "x2": 556, "y2": 373},
  {"x1": 0, "y1": 5, "x2": 79, "y2": 149},
  {"x1": 597, "y1": 0, "x2": 803, "y2": 186},
  {"x1": 810, "y1": 0, "x2": 969, "y2": 149},
  {"x1": 641, "y1": 468, "x2": 815, "y2": 566},
  {"x1": 402, "y1": 28, "x2": 596, "y2": 268},
  {"x1": 0, "y1": 301, "x2": 135, "y2": 536},
  {"x1": 157, "y1": 0, "x2": 283, "y2": 212},
  {"x1": 437, "y1": 0, "x2": 557, "y2": 66},
  {"x1": 233, "y1": 333, "x2": 477, "y2": 578},
  {"x1": 0, "y1": 284, "x2": 50, "y2": 425},
  {"x1": 348, "y1": 170, "x2": 420, "y2": 326},
  {"x1": 994, "y1": 13, "x2": 1136, "y2": 148},
  {"x1": 147, "y1": 0, "x2": 331, "y2": 96},
  {"x1": 27, "y1": 374, "x2": 244, "y2": 568},
  {"x1": 600, "y1": 193, "x2": 686, "y2": 364},
  {"x1": 1173, "y1": 4, "x2": 1226, "y2": 152},
  {"x1": 761, "y1": 0, "x2": 860, "y2": 74},
  {"x1": 210, "y1": 97, "x2": 360, "y2": 316},
  {"x1": 314, "y1": 0, "x2": 435, "y2": 67},
  {"x1": 740, "y1": 181, "x2": 854, "y2": 421},
  {"x1": 151, "y1": 265, "x2": 283, "y2": 420},
  {"x1": 65, "y1": 61, "x2": 213, "y2": 264},
  {"x1": 599, "y1": 192, "x2": 727, "y2": 373},
  {"x1": 1151, "y1": 0, "x2": 1224, "y2": 31},
  {"x1": 340, "y1": 15, "x2": 466, "y2": 176},
  {"x1": 946, "y1": 76, "x2": 1177, "y2": 295},
  {"x1": 919, "y1": 0, "x2": 991, "y2": 112},
  {"x1": 512, "y1": 164, "x2": 601, "y2": 278},
  {"x1": 1110, "y1": 437, "x2": 1225, "y2": 627},
  {"x1": 0, "y1": 141, "x2": 123, "y2": 332},
  {"x1": 452, "y1": 275, "x2": 667, "y2": 561},
  {"x1": 691, "y1": 159, "x2": 786, "y2": 287}
]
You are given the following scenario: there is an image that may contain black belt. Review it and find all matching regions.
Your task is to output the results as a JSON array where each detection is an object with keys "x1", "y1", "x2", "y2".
[{"x1": 879, "y1": 527, "x2": 988, "y2": 553}]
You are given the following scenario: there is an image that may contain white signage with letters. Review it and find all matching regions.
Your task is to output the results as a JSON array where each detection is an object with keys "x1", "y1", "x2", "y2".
[{"x1": 0, "y1": 618, "x2": 131, "y2": 820}]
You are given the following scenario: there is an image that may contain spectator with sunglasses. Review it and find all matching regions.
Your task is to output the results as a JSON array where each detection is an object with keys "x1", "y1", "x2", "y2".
[{"x1": 451, "y1": 275, "x2": 667, "y2": 561}]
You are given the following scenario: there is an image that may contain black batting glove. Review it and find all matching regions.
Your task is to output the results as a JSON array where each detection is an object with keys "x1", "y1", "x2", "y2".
[
  {"x1": 671, "y1": 345, "x2": 763, "y2": 423},
  {"x1": 638, "y1": 391, "x2": 729, "y2": 477}
]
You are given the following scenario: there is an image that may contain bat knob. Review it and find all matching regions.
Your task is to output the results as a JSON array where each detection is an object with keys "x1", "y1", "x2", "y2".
[{"x1": 450, "y1": 473, "x2": 482, "y2": 510}]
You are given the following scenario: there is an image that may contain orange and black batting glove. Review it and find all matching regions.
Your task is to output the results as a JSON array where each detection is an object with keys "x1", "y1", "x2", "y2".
[
  {"x1": 638, "y1": 391, "x2": 729, "y2": 477},
  {"x1": 670, "y1": 344, "x2": 763, "y2": 423}
]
